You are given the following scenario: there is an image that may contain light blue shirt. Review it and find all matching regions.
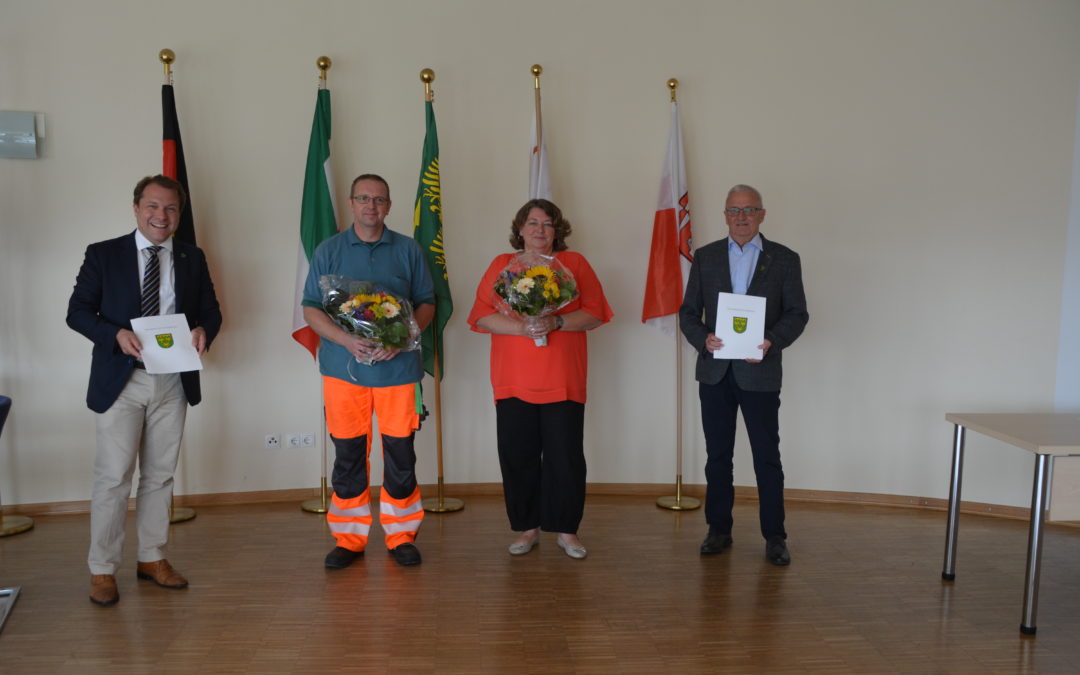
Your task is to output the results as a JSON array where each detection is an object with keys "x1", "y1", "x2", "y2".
[{"x1": 728, "y1": 234, "x2": 762, "y2": 295}]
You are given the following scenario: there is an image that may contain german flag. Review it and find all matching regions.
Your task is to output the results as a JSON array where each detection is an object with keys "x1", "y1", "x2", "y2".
[{"x1": 162, "y1": 84, "x2": 196, "y2": 245}]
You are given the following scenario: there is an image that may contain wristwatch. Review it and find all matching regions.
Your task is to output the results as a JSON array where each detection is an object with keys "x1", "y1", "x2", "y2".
[{"x1": 554, "y1": 315, "x2": 564, "y2": 330}]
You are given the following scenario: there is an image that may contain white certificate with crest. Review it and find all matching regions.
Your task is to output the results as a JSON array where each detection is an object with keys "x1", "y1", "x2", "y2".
[
  {"x1": 713, "y1": 293, "x2": 766, "y2": 360},
  {"x1": 129, "y1": 314, "x2": 203, "y2": 374}
]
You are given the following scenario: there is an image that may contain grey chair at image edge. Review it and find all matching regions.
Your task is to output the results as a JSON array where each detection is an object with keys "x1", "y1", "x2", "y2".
[
  {"x1": 1, "y1": 395, "x2": 34, "y2": 536},
  {"x1": 0, "y1": 395, "x2": 29, "y2": 633}
]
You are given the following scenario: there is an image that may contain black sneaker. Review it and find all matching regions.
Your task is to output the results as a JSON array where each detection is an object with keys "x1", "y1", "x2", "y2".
[
  {"x1": 324, "y1": 546, "x2": 363, "y2": 569},
  {"x1": 388, "y1": 543, "x2": 422, "y2": 566}
]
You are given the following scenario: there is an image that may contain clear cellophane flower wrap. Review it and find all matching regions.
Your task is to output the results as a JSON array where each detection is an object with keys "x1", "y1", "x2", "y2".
[
  {"x1": 320, "y1": 275, "x2": 421, "y2": 365},
  {"x1": 492, "y1": 252, "x2": 579, "y2": 346}
]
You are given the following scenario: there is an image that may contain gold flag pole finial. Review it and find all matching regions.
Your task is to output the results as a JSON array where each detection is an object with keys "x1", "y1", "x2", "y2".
[
  {"x1": 316, "y1": 56, "x2": 332, "y2": 88},
  {"x1": 316, "y1": 56, "x2": 332, "y2": 79},
  {"x1": 668, "y1": 78, "x2": 679, "y2": 102},
  {"x1": 531, "y1": 64, "x2": 543, "y2": 89},
  {"x1": 159, "y1": 49, "x2": 175, "y2": 85},
  {"x1": 420, "y1": 68, "x2": 435, "y2": 102}
]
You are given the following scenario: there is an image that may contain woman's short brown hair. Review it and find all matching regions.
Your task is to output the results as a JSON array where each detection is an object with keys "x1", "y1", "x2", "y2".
[{"x1": 509, "y1": 199, "x2": 573, "y2": 252}]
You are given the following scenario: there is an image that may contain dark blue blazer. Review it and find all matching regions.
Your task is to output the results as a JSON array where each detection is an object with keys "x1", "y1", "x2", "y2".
[
  {"x1": 679, "y1": 234, "x2": 808, "y2": 392},
  {"x1": 67, "y1": 232, "x2": 222, "y2": 413}
]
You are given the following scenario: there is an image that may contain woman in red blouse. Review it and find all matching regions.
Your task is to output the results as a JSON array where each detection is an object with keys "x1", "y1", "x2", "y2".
[{"x1": 467, "y1": 199, "x2": 613, "y2": 559}]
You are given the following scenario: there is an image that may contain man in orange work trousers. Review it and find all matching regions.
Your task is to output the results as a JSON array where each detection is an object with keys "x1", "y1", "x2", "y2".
[{"x1": 301, "y1": 174, "x2": 435, "y2": 568}]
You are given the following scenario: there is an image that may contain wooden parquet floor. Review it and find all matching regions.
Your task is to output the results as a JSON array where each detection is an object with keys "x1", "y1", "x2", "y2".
[{"x1": 1, "y1": 495, "x2": 1078, "y2": 674}]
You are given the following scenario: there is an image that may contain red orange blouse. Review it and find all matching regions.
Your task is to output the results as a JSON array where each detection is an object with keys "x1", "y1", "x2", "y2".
[{"x1": 467, "y1": 251, "x2": 613, "y2": 404}]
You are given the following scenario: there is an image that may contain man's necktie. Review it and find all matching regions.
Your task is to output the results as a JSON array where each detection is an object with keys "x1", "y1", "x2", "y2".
[{"x1": 140, "y1": 246, "x2": 163, "y2": 317}]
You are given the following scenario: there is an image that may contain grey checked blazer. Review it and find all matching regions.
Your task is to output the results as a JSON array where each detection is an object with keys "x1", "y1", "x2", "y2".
[{"x1": 679, "y1": 234, "x2": 808, "y2": 392}]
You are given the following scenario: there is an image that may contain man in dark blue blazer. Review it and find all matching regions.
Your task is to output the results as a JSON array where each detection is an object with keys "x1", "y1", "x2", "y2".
[
  {"x1": 680, "y1": 184, "x2": 808, "y2": 566},
  {"x1": 67, "y1": 175, "x2": 221, "y2": 605}
]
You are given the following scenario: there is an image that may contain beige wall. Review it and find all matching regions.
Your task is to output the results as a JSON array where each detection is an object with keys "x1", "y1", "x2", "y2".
[{"x1": 2, "y1": 0, "x2": 1078, "y2": 509}]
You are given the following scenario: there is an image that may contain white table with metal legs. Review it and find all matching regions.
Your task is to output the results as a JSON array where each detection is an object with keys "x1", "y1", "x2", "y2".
[{"x1": 941, "y1": 413, "x2": 1080, "y2": 635}]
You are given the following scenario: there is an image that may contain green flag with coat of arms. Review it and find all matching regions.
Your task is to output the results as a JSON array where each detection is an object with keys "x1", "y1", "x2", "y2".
[{"x1": 413, "y1": 99, "x2": 452, "y2": 379}]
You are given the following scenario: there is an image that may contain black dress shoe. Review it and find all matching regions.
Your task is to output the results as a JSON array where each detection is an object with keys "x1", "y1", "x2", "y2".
[
  {"x1": 765, "y1": 536, "x2": 791, "y2": 566},
  {"x1": 325, "y1": 546, "x2": 363, "y2": 569},
  {"x1": 389, "y1": 543, "x2": 422, "y2": 567},
  {"x1": 700, "y1": 531, "x2": 733, "y2": 555}
]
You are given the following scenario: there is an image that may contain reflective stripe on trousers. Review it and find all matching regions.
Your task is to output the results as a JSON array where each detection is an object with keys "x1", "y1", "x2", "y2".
[
  {"x1": 327, "y1": 492, "x2": 372, "y2": 552},
  {"x1": 380, "y1": 486, "x2": 423, "y2": 548}
]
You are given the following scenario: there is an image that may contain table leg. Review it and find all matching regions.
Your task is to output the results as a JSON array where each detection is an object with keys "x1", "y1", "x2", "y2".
[
  {"x1": 1020, "y1": 453, "x2": 1051, "y2": 635},
  {"x1": 942, "y1": 424, "x2": 965, "y2": 581}
]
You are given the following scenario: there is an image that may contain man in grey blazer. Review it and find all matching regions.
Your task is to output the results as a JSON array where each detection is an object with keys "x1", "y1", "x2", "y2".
[{"x1": 679, "y1": 184, "x2": 808, "y2": 565}]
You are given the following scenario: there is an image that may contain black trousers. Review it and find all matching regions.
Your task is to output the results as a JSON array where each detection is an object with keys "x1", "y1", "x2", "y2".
[
  {"x1": 495, "y1": 397, "x2": 586, "y2": 534},
  {"x1": 699, "y1": 371, "x2": 786, "y2": 540}
]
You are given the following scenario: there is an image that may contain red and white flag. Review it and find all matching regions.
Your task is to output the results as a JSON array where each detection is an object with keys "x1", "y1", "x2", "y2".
[{"x1": 641, "y1": 101, "x2": 693, "y2": 337}]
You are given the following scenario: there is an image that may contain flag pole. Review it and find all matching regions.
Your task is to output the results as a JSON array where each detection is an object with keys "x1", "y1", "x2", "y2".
[
  {"x1": 417, "y1": 68, "x2": 463, "y2": 514},
  {"x1": 300, "y1": 407, "x2": 330, "y2": 513},
  {"x1": 532, "y1": 64, "x2": 544, "y2": 197},
  {"x1": 422, "y1": 318, "x2": 462, "y2": 513},
  {"x1": 301, "y1": 55, "x2": 334, "y2": 515},
  {"x1": 159, "y1": 47, "x2": 197, "y2": 524},
  {"x1": 657, "y1": 78, "x2": 700, "y2": 512},
  {"x1": 532, "y1": 64, "x2": 543, "y2": 156}
]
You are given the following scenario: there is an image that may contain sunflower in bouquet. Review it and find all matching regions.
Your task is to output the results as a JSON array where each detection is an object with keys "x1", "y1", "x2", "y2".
[
  {"x1": 320, "y1": 275, "x2": 421, "y2": 364},
  {"x1": 493, "y1": 252, "x2": 578, "y2": 346}
]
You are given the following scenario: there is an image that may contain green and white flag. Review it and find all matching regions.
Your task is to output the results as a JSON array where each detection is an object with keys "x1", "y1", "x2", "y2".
[
  {"x1": 293, "y1": 88, "x2": 338, "y2": 357},
  {"x1": 413, "y1": 99, "x2": 453, "y2": 379}
]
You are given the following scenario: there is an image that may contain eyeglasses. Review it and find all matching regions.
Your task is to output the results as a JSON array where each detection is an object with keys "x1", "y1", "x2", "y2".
[
  {"x1": 352, "y1": 195, "x2": 390, "y2": 206},
  {"x1": 724, "y1": 207, "x2": 763, "y2": 217}
]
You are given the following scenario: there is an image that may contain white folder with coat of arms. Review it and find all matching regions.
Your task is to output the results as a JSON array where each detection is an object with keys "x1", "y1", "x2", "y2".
[
  {"x1": 713, "y1": 292, "x2": 766, "y2": 360},
  {"x1": 129, "y1": 314, "x2": 203, "y2": 374}
]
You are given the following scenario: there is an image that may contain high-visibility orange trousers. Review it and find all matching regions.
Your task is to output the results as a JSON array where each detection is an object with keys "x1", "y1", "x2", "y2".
[{"x1": 323, "y1": 377, "x2": 424, "y2": 551}]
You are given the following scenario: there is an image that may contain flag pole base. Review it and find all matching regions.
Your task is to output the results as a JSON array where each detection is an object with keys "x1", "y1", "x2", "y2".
[
  {"x1": 656, "y1": 475, "x2": 701, "y2": 511},
  {"x1": 302, "y1": 477, "x2": 330, "y2": 514},
  {"x1": 0, "y1": 515, "x2": 33, "y2": 537},
  {"x1": 300, "y1": 499, "x2": 328, "y2": 514},
  {"x1": 656, "y1": 495, "x2": 701, "y2": 511},
  {"x1": 423, "y1": 478, "x2": 464, "y2": 513},
  {"x1": 423, "y1": 496, "x2": 464, "y2": 513},
  {"x1": 169, "y1": 507, "x2": 196, "y2": 524}
]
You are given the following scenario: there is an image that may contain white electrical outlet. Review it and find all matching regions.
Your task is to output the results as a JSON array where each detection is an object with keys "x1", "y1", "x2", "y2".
[
  {"x1": 265, "y1": 435, "x2": 280, "y2": 449},
  {"x1": 286, "y1": 434, "x2": 301, "y2": 449},
  {"x1": 301, "y1": 433, "x2": 315, "y2": 448}
]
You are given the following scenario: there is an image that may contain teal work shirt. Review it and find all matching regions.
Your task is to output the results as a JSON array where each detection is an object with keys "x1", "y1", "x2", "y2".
[{"x1": 302, "y1": 225, "x2": 435, "y2": 387}]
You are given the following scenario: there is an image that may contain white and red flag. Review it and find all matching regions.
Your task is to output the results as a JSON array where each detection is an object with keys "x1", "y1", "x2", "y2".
[{"x1": 641, "y1": 101, "x2": 693, "y2": 337}]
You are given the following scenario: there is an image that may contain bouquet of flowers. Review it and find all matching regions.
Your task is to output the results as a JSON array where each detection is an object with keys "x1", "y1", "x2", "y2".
[
  {"x1": 492, "y1": 251, "x2": 578, "y2": 346},
  {"x1": 319, "y1": 275, "x2": 421, "y2": 364}
]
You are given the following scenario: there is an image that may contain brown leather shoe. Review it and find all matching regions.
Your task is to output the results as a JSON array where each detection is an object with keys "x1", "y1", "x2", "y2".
[
  {"x1": 136, "y1": 559, "x2": 188, "y2": 589},
  {"x1": 89, "y1": 574, "x2": 119, "y2": 606}
]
